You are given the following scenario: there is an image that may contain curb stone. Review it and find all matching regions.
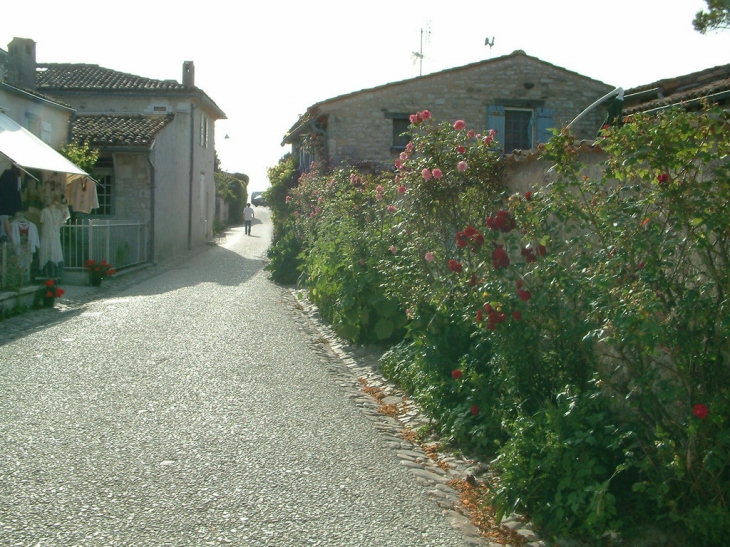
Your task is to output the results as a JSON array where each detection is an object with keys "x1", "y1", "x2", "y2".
[{"x1": 288, "y1": 288, "x2": 547, "y2": 547}]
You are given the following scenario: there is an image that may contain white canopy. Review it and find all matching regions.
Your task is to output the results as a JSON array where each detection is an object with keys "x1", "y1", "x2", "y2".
[{"x1": 0, "y1": 112, "x2": 89, "y2": 180}]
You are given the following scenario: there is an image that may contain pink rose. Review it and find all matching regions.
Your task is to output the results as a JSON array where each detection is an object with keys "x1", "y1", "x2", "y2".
[
  {"x1": 454, "y1": 120, "x2": 466, "y2": 131},
  {"x1": 424, "y1": 251, "x2": 435, "y2": 262},
  {"x1": 457, "y1": 161, "x2": 468, "y2": 172},
  {"x1": 422, "y1": 168, "x2": 432, "y2": 180},
  {"x1": 398, "y1": 184, "x2": 407, "y2": 194},
  {"x1": 432, "y1": 168, "x2": 443, "y2": 179},
  {"x1": 421, "y1": 110, "x2": 431, "y2": 120},
  {"x1": 389, "y1": 245, "x2": 397, "y2": 254}
]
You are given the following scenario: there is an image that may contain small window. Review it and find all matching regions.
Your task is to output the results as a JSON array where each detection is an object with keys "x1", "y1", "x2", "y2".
[
  {"x1": 152, "y1": 106, "x2": 168, "y2": 113},
  {"x1": 199, "y1": 114, "x2": 209, "y2": 148},
  {"x1": 504, "y1": 109, "x2": 533, "y2": 152},
  {"x1": 92, "y1": 156, "x2": 114, "y2": 216},
  {"x1": 94, "y1": 173, "x2": 114, "y2": 216},
  {"x1": 392, "y1": 118, "x2": 411, "y2": 149}
]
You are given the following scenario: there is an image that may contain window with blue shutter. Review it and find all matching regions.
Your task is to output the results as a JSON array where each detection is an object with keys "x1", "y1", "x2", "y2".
[
  {"x1": 535, "y1": 107, "x2": 554, "y2": 145},
  {"x1": 486, "y1": 105, "x2": 554, "y2": 153}
]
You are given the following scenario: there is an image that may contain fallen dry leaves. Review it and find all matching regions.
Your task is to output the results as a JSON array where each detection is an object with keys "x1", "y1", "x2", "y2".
[{"x1": 358, "y1": 376, "x2": 530, "y2": 546}]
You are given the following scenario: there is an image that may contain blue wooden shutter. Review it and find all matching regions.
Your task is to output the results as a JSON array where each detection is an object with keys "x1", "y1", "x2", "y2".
[
  {"x1": 486, "y1": 105, "x2": 505, "y2": 145},
  {"x1": 535, "y1": 107, "x2": 554, "y2": 145}
]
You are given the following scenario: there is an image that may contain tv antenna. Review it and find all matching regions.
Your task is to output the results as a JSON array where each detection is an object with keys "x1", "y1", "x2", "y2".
[
  {"x1": 412, "y1": 24, "x2": 431, "y2": 76},
  {"x1": 485, "y1": 36, "x2": 495, "y2": 58}
]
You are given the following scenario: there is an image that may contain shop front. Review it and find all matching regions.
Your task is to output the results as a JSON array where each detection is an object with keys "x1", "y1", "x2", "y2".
[{"x1": 0, "y1": 112, "x2": 94, "y2": 295}]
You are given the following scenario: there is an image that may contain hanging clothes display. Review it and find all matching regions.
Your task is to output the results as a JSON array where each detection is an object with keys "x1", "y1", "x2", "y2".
[
  {"x1": 39, "y1": 202, "x2": 70, "y2": 278},
  {"x1": 0, "y1": 166, "x2": 23, "y2": 217},
  {"x1": 66, "y1": 176, "x2": 99, "y2": 214},
  {"x1": 9, "y1": 212, "x2": 39, "y2": 283},
  {"x1": 10, "y1": 213, "x2": 40, "y2": 253}
]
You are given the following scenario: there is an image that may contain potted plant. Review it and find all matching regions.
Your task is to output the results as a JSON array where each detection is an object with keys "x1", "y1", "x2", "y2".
[
  {"x1": 85, "y1": 259, "x2": 117, "y2": 286},
  {"x1": 39, "y1": 278, "x2": 65, "y2": 308}
]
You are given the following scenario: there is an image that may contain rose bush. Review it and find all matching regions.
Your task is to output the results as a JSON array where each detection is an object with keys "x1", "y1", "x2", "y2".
[{"x1": 266, "y1": 104, "x2": 730, "y2": 544}]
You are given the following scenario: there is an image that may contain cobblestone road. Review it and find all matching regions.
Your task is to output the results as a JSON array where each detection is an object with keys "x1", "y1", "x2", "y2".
[{"x1": 0, "y1": 209, "x2": 517, "y2": 546}]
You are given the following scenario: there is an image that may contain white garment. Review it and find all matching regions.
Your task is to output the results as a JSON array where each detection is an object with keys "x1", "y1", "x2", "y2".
[
  {"x1": 39, "y1": 205, "x2": 70, "y2": 266},
  {"x1": 10, "y1": 218, "x2": 40, "y2": 253},
  {"x1": 66, "y1": 178, "x2": 99, "y2": 214}
]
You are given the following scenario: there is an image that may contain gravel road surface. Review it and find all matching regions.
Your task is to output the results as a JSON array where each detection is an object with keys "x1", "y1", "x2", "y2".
[{"x1": 0, "y1": 208, "x2": 478, "y2": 546}]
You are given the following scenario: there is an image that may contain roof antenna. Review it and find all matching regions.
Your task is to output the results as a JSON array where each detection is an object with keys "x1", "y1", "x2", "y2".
[
  {"x1": 412, "y1": 23, "x2": 431, "y2": 76},
  {"x1": 485, "y1": 36, "x2": 495, "y2": 58}
]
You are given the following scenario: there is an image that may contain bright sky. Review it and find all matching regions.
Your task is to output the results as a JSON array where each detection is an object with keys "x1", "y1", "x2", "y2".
[{"x1": 2, "y1": 0, "x2": 729, "y2": 192}]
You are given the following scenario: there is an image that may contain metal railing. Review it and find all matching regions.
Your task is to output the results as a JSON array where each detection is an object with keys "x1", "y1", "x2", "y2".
[{"x1": 62, "y1": 219, "x2": 149, "y2": 271}]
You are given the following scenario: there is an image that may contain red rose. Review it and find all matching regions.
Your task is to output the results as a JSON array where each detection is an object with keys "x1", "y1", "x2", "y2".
[
  {"x1": 693, "y1": 403, "x2": 709, "y2": 420},
  {"x1": 45, "y1": 279, "x2": 54, "y2": 287},
  {"x1": 448, "y1": 260, "x2": 463, "y2": 273},
  {"x1": 470, "y1": 405, "x2": 479, "y2": 416},
  {"x1": 452, "y1": 370, "x2": 463, "y2": 380},
  {"x1": 513, "y1": 311, "x2": 522, "y2": 321},
  {"x1": 524, "y1": 191, "x2": 532, "y2": 201}
]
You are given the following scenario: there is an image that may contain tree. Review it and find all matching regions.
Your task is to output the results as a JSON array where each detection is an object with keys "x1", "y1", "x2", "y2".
[
  {"x1": 693, "y1": 0, "x2": 730, "y2": 33},
  {"x1": 61, "y1": 141, "x2": 100, "y2": 176}
]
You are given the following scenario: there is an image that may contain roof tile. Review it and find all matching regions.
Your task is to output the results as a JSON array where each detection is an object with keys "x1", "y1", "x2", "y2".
[{"x1": 72, "y1": 114, "x2": 175, "y2": 147}]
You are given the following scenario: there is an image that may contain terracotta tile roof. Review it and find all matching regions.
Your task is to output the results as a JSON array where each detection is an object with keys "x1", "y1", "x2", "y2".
[
  {"x1": 623, "y1": 63, "x2": 730, "y2": 115},
  {"x1": 36, "y1": 63, "x2": 188, "y2": 92},
  {"x1": 72, "y1": 114, "x2": 175, "y2": 148}
]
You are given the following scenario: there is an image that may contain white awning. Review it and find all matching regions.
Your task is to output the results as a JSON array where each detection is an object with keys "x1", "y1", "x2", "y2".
[{"x1": 0, "y1": 112, "x2": 89, "y2": 180}]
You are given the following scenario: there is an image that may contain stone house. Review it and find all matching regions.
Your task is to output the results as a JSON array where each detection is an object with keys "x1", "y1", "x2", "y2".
[
  {"x1": 5, "y1": 37, "x2": 227, "y2": 266},
  {"x1": 282, "y1": 50, "x2": 616, "y2": 172},
  {"x1": 502, "y1": 60, "x2": 730, "y2": 194}
]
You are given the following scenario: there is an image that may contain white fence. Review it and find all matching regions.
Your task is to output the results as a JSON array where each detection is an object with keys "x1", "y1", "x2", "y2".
[
  {"x1": 0, "y1": 220, "x2": 148, "y2": 291},
  {"x1": 62, "y1": 219, "x2": 148, "y2": 271}
]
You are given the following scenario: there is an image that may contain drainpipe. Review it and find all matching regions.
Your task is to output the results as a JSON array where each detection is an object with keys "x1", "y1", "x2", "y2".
[
  {"x1": 146, "y1": 146, "x2": 156, "y2": 265},
  {"x1": 188, "y1": 103, "x2": 195, "y2": 251}
]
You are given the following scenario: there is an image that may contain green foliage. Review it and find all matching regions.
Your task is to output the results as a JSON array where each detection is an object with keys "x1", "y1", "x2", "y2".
[
  {"x1": 214, "y1": 171, "x2": 247, "y2": 225},
  {"x1": 265, "y1": 226, "x2": 302, "y2": 285},
  {"x1": 61, "y1": 141, "x2": 100, "y2": 175},
  {"x1": 693, "y1": 0, "x2": 730, "y2": 33},
  {"x1": 493, "y1": 388, "x2": 637, "y2": 540},
  {"x1": 265, "y1": 153, "x2": 299, "y2": 225},
  {"x1": 293, "y1": 166, "x2": 406, "y2": 343}
]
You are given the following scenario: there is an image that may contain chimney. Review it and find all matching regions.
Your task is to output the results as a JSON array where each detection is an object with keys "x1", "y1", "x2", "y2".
[
  {"x1": 7, "y1": 37, "x2": 36, "y2": 89},
  {"x1": 182, "y1": 61, "x2": 195, "y2": 88}
]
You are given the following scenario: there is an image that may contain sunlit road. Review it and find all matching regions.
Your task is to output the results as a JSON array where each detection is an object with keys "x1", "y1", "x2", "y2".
[{"x1": 0, "y1": 208, "x2": 473, "y2": 546}]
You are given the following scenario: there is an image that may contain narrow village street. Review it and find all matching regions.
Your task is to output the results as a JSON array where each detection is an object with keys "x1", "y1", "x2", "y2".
[{"x1": 0, "y1": 208, "x2": 481, "y2": 546}]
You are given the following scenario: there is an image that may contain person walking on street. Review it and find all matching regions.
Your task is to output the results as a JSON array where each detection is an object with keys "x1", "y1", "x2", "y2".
[{"x1": 243, "y1": 203, "x2": 255, "y2": 235}]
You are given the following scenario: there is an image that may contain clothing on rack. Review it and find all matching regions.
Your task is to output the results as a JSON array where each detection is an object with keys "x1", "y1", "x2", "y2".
[
  {"x1": 10, "y1": 214, "x2": 40, "y2": 254},
  {"x1": 0, "y1": 167, "x2": 23, "y2": 216},
  {"x1": 66, "y1": 177, "x2": 99, "y2": 214},
  {"x1": 39, "y1": 203, "x2": 70, "y2": 277}
]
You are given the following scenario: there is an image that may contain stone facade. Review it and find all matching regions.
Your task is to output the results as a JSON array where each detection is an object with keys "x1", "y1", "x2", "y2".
[{"x1": 284, "y1": 51, "x2": 615, "y2": 171}]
